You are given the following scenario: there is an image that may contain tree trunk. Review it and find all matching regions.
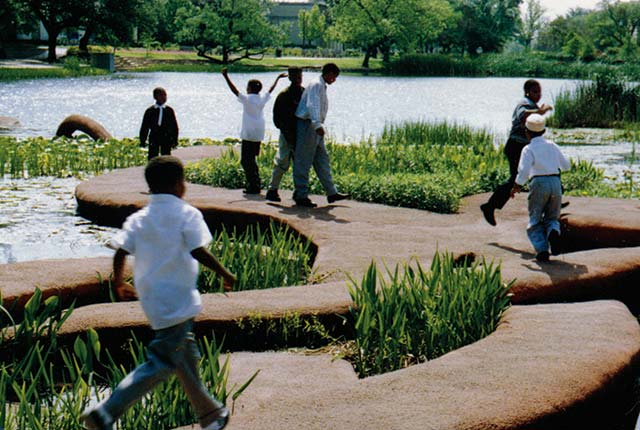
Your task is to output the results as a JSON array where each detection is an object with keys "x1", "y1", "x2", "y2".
[
  {"x1": 222, "y1": 48, "x2": 229, "y2": 64},
  {"x1": 362, "y1": 48, "x2": 371, "y2": 68},
  {"x1": 47, "y1": 29, "x2": 60, "y2": 63},
  {"x1": 79, "y1": 26, "x2": 94, "y2": 55}
]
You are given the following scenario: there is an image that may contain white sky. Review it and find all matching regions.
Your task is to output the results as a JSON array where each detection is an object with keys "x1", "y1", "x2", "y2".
[{"x1": 536, "y1": 0, "x2": 630, "y2": 19}]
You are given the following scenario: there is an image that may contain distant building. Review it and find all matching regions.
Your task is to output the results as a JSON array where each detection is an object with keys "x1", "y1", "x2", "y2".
[{"x1": 269, "y1": 0, "x2": 327, "y2": 46}]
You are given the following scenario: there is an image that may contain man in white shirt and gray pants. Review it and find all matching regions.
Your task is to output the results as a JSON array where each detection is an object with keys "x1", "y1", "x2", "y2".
[
  {"x1": 511, "y1": 114, "x2": 571, "y2": 263},
  {"x1": 293, "y1": 63, "x2": 349, "y2": 208}
]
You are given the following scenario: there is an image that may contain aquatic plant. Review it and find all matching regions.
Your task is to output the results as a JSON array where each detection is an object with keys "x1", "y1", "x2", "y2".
[
  {"x1": 0, "y1": 289, "x2": 255, "y2": 430},
  {"x1": 549, "y1": 74, "x2": 640, "y2": 128},
  {"x1": 185, "y1": 121, "x2": 506, "y2": 214},
  {"x1": 0, "y1": 136, "x2": 147, "y2": 178},
  {"x1": 198, "y1": 223, "x2": 314, "y2": 292},
  {"x1": 346, "y1": 252, "x2": 511, "y2": 378}
]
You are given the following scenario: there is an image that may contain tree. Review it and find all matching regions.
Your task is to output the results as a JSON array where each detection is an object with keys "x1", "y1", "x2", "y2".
[
  {"x1": 520, "y1": 0, "x2": 546, "y2": 49},
  {"x1": 598, "y1": 0, "x2": 640, "y2": 51},
  {"x1": 12, "y1": 0, "x2": 91, "y2": 62},
  {"x1": 453, "y1": 0, "x2": 523, "y2": 55},
  {"x1": 79, "y1": 0, "x2": 145, "y2": 54},
  {"x1": 328, "y1": 0, "x2": 453, "y2": 67},
  {"x1": 175, "y1": 0, "x2": 285, "y2": 64},
  {"x1": 298, "y1": 4, "x2": 326, "y2": 48}
]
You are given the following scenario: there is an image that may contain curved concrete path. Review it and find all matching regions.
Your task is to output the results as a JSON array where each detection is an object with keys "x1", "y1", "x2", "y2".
[{"x1": 2, "y1": 145, "x2": 640, "y2": 429}]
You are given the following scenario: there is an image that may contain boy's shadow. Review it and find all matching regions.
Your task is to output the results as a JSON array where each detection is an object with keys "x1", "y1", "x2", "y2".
[
  {"x1": 488, "y1": 242, "x2": 589, "y2": 283},
  {"x1": 267, "y1": 203, "x2": 351, "y2": 224}
]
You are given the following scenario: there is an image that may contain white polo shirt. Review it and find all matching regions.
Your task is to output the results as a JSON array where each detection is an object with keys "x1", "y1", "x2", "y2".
[
  {"x1": 110, "y1": 194, "x2": 213, "y2": 330},
  {"x1": 237, "y1": 92, "x2": 271, "y2": 142},
  {"x1": 515, "y1": 136, "x2": 571, "y2": 186}
]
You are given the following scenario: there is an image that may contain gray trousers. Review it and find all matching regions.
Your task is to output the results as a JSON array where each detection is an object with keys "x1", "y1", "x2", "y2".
[
  {"x1": 99, "y1": 319, "x2": 223, "y2": 427},
  {"x1": 292, "y1": 119, "x2": 337, "y2": 199},
  {"x1": 527, "y1": 175, "x2": 562, "y2": 253},
  {"x1": 268, "y1": 132, "x2": 294, "y2": 191}
]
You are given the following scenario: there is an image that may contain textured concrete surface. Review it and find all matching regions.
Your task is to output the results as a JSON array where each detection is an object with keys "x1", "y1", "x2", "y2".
[{"x1": 2, "y1": 145, "x2": 640, "y2": 429}]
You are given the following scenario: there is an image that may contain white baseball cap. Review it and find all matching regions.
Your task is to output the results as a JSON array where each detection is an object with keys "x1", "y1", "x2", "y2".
[{"x1": 525, "y1": 114, "x2": 546, "y2": 132}]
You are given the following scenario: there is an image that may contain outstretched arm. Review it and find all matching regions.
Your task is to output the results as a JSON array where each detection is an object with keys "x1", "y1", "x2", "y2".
[
  {"x1": 268, "y1": 73, "x2": 288, "y2": 93},
  {"x1": 191, "y1": 246, "x2": 237, "y2": 291},
  {"x1": 221, "y1": 68, "x2": 239, "y2": 96}
]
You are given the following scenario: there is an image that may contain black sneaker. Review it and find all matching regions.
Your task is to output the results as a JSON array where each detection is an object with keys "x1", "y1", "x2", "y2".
[
  {"x1": 243, "y1": 187, "x2": 261, "y2": 195},
  {"x1": 536, "y1": 251, "x2": 550, "y2": 263},
  {"x1": 548, "y1": 230, "x2": 561, "y2": 255},
  {"x1": 80, "y1": 408, "x2": 114, "y2": 430},
  {"x1": 295, "y1": 197, "x2": 317, "y2": 208},
  {"x1": 265, "y1": 189, "x2": 281, "y2": 202},
  {"x1": 327, "y1": 193, "x2": 350, "y2": 204},
  {"x1": 480, "y1": 203, "x2": 496, "y2": 226},
  {"x1": 203, "y1": 407, "x2": 230, "y2": 430}
]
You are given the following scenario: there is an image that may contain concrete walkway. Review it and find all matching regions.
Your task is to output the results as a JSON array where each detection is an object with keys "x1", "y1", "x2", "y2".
[{"x1": 2, "y1": 145, "x2": 640, "y2": 429}]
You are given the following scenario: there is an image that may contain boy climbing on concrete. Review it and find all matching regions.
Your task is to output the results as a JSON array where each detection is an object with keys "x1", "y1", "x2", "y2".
[
  {"x1": 511, "y1": 114, "x2": 571, "y2": 263},
  {"x1": 81, "y1": 155, "x2": 236, "y2": 430}
]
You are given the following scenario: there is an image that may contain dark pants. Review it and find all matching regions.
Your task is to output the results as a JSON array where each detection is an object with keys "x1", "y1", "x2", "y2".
[
  {"x1": 241, "y1": 140, "x2": 261, "y2": 191},
  {"x1": 486, "y1": 138, "x2": 527, "y2": 210},
  {"x1": 148, "y1": 142, "x2": 172, "y2": 160}
]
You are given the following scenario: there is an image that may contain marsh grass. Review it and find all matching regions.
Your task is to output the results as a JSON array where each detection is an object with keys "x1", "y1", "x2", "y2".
[
  {"x1": 186, "y1": 121, "x2": 506, "y2": 213},
  {"x1": 0, "y1": 290, "x2": 255, "y2": 430},
  {"x1": 198, "y1": 223, "x2": 314, "y2": 292},
  {"x1": 0, "y1": 136, "x2": 147, "y2": 178},
  {"x1": 346, "y1": 252, "x2": 511, "y2": 378},
  {"x1": 549, "y1": 74, "x2": 640, "y2": 128}
]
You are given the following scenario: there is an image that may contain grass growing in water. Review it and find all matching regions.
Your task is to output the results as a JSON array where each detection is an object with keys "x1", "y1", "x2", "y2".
[
  {"x1": 0, "y1": 289, "x2": 255, "y2": 430},
  {"x1": 346, "y1": 252, "x2": 511, "y2": 378},
  {"x1": 198, "y1": 223, "x2": 314, "y2": 292},
  {"x1": 549, "y1": 74, "x2": 640, "y2": 128},
  {"x1": 186, "y1": 121, "x2": 507, "y2": 213},
  {"x1": 0, "y1": 136, "x2": 147, "y2": 178}
]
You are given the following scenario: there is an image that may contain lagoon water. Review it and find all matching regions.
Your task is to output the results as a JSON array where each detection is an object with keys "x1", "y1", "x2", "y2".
[
  {"x1": 0, "y1": 73, "x2": 637, "y2": 263},
  {"x1": 2, "y1": 72, "x2": 573, "y2": 141}
]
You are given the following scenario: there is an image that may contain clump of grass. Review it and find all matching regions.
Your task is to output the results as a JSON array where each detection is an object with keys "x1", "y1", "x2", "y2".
[
  {"x1": 198, "y1": 222, "x2": 314, "y2": 292},
  {"x1": 0, "y1": 67, "x2": 108, "y2": 82},
  {"x1": 346, "y1": 252, "x2": 511, "y2": 378},
  {"x1": 549, "y1": 74, "x2": 640, "y2": 128}
]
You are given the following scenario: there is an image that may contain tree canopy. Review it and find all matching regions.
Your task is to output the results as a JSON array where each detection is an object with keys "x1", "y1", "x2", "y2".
[{"x1": 174, "y1": 0, "x2": 285, "y2": 64}]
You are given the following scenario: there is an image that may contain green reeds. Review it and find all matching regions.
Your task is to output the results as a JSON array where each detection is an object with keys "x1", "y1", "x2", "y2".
[
  {"x1": 198, "y1": 222, "x2": 314, "y2": 292},
  {"x1": 0, "y1": 136, "x2": 147, "y2": 178},
  {"x1": 185, "y1": 121, "x2": 506, "y2": 213},
  {"x1": 549, "y1": 74, "x2": 640, "y2": 128},
  {"x1": 0, "y1": 289, "x2": 255, "y2": 430},
  {"x1": 347, "y1": 252, "x2": 511, "y2": 378}
]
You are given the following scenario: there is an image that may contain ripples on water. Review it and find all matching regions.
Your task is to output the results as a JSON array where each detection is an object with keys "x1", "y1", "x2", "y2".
[{"x1": 0, "y1": 176, "x2": 115, "y2": 264}]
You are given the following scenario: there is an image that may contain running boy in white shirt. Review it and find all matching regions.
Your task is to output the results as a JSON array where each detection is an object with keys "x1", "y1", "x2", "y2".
[
  {"x1": 221, "y1": 68, "x2": 287, "y2": 194},
  {"x1": 81, "y1": 156, "x2": 236, "y2": 430},
  {"x1": 511, "y1": 114, "x2": 571, "y2": 263}
]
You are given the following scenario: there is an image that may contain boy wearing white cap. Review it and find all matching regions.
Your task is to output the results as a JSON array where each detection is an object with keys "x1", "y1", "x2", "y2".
[{"x1": 511, "y1": 114, "x2": 571, "y2": 263}]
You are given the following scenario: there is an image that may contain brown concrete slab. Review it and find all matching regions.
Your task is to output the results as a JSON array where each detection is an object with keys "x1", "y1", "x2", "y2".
[{"x1": 174, "y1": 301, "x2": 640, "y2": 430}]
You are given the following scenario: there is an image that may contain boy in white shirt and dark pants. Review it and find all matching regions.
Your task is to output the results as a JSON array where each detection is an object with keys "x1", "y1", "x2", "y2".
[
  {"x1": 221, "y1": 68, "x2": 287, "y2": 194},
  {"x1": 511, "y1": 114, "x2": 571, "y2": 263},
  {"x1": 81, "y1": 156, "x2": 237, "y2": 430}
]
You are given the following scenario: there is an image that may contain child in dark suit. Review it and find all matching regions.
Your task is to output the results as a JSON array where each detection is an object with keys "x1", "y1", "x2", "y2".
[{"x1": 140, "y1": 87, "x2": 179, "y2": 160}]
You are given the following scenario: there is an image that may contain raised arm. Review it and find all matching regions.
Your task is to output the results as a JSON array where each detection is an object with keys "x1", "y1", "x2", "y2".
[
  {"x1": 191, "y1": 246, "x2": 237, "y2": 291},
  {"x1": 268, "y1": 73, "x2": 288, "y2": 93},
  {"x1": 221, "y1": 68, "x2": 239, "y2": 96}
]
